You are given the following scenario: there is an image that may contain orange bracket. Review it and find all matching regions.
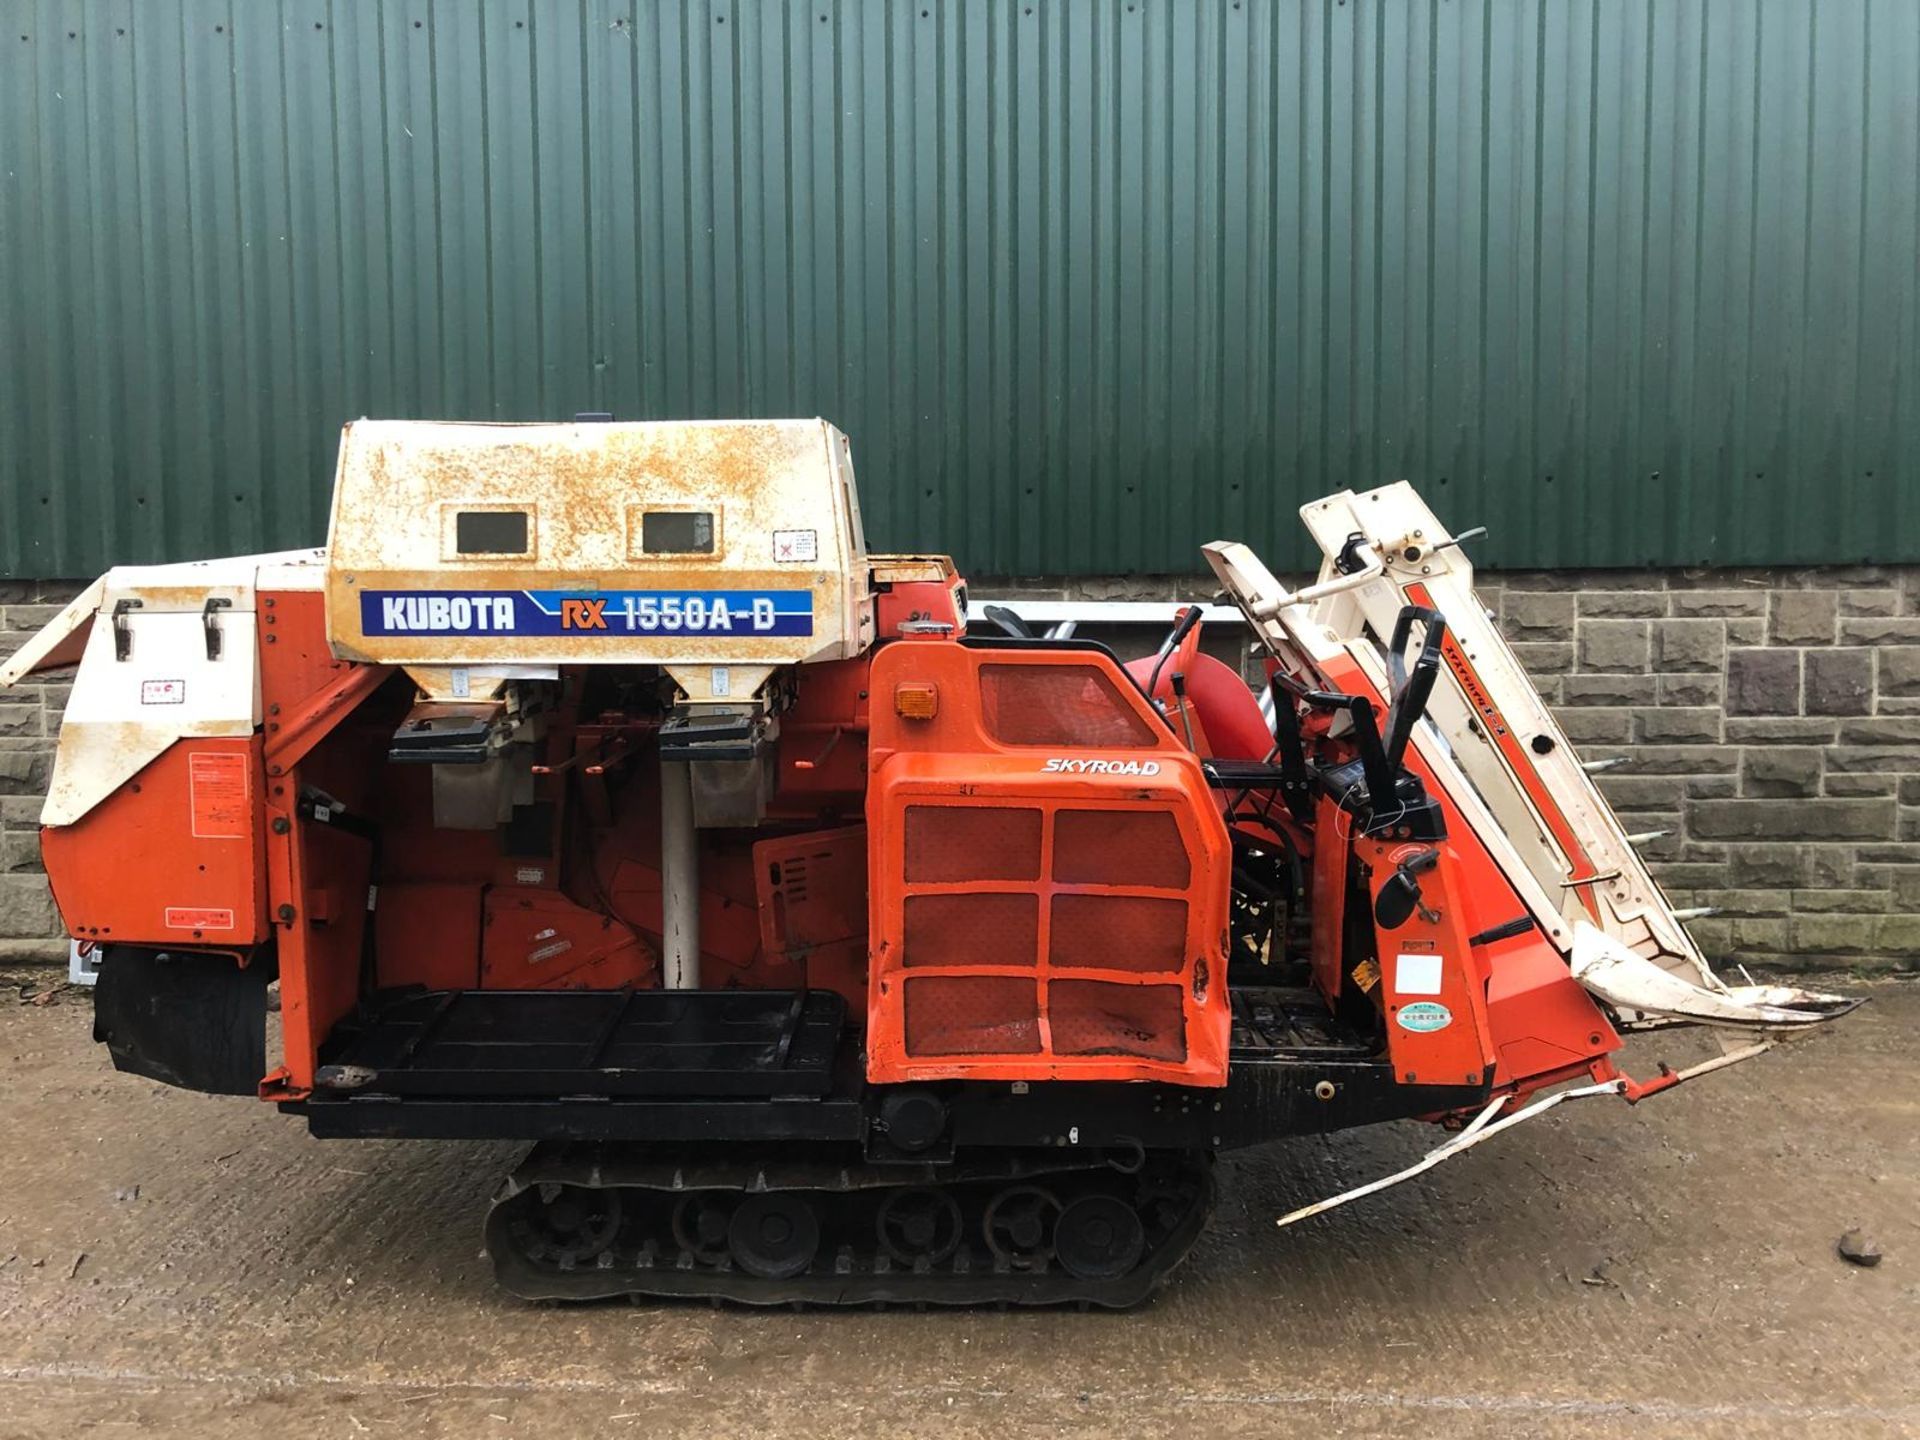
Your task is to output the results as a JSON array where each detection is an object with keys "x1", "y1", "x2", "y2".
[{"x1": 264, "y1": 665, "x2": 389, "y2": 776}]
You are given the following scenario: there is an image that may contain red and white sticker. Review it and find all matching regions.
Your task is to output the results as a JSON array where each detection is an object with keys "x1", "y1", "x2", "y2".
[
  {"x1": 141, "y1": 679, "x2": 186, "y2": 705},
  {"x1": 773, "y1": 528, "x2": 818, "y2": 563},
  {"x1": 188, "y1": 752, "x2": 250, "y2": 839},
  {"x1": 165, "y1": 906, "x2": 235, "y2": 931}
]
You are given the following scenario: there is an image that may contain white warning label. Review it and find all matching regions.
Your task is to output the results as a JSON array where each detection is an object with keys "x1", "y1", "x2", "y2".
[
  {"x1": 142, "y1": 679, "x2": 187, "y2": 705},
  {"x1": 773, "y1": 529, "x2": 819, "y2": 563}
]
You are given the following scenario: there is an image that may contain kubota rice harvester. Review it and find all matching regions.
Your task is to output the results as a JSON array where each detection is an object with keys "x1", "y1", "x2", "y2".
[{"x1": 1, "y1": 420, "x2": 1853, "y2": 1306}]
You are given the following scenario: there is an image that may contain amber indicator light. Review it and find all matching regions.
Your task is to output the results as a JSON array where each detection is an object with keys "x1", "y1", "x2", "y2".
[{"x1": 893, "y1": 683, "x2": 939, "y2": 719}]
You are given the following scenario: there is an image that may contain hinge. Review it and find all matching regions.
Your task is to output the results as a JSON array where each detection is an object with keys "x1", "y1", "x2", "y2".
[
  {"x1": 111, "y1": 598, "x2": 143, "y2": 660},
  {"x1": 202, "y1": 596, "x2": 233, "y2": 660}
]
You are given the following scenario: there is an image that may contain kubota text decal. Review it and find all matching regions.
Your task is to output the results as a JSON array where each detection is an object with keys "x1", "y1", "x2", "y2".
[{"x1": 359, "y1": 588, "x2": 813, "y2": 638}]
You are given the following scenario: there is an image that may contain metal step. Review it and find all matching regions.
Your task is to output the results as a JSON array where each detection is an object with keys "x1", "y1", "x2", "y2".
[{"x1": 1228, "y1": 986, "x2": 1375, "y2": 1059}]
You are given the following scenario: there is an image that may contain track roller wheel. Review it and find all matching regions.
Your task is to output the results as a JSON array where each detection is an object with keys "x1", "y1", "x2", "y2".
[
  {"x1": 876, "y1": 1187, "x2": 963, "y2": 1268},
  {"x1": 982, "y1": 1185, "x2": 1061, "y2": 1270},
  {"x1": 728, "y1": 1194, "x2": 821, "y2": 1279},
  {"x1": 520, "y1": 1183, "x2": 622, "y2": 1267},
  {"x1": 1055, "y1": 1194, "x2": 1146, "y2": 1280},
  {"x1": 670, "y1": 1193, "x2": 734, "y2": 1264}
]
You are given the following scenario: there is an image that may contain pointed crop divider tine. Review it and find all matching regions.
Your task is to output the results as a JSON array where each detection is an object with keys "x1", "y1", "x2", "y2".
[
  {"x1": 1582, "y1": 757, "x2": 1629, "y2": 773},
  {"x1": 1623, "y1": 829, "x2": 1671, "y2": 846}
]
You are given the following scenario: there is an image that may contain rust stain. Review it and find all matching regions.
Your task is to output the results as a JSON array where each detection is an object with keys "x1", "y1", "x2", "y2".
[{"x1": 323, "y1": 418, "x2": 874, "y2": 672}]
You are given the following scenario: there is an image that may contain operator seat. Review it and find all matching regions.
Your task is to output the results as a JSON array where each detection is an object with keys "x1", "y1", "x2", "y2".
[{"x1": 1124, "y1": 650, "x2": 1273, "y2": 761}]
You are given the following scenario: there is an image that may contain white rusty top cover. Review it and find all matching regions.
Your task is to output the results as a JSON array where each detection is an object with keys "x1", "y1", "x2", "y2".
[{"x1": 324, "y1": 418, "x2": 875, "y2": 672}]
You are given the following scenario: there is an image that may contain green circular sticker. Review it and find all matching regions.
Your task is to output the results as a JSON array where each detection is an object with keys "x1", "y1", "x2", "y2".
[{"x1": 1396, "y1": 1001, "x2": 1453, "y2": 1033}]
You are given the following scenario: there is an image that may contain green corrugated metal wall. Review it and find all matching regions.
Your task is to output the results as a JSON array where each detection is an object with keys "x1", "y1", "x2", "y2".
[{"x1": 3, "y1": 0, "x2": 1916, "y2": 579}]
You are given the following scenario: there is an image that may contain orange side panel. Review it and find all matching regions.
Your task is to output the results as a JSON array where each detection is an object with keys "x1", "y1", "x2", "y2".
[
  {"x1": 42, "y1": 737, "x2": 267, "y2": 948},
  {"x1": 481, "y1": 887, "x2": 656, "y2": 990},
  {"x1": 1484, "y1": 939, "x2": 1622, "y2": 1084},
  {"x1": 1359, "y1": 836, "x2": 1497, "y2": 1089},
  {"x1": 257, "y1": 595, "x2": 387, "y2": 1100},
  {"x1": 265, "y1": 760, "x2": 375, "y2": 1099},
  {"x1": 1313, "y1": 650, "x2": 1623, "y2": 1090},
  {"x1": 1307, "y1": 793, "x2": 1349, "y2": 1000},
  {"x1": 770, "y1": 657, "x2": 871, "y2": 813},
  {"x1": 865, "y1": 640, "x2": 1232, "y2": 1087},
  {"x1": 375, "y1": 882, "x2": 484, "y2": 991},
  {"x1": 754, "y1": 824, "x2": 870, "y2": 1016}
]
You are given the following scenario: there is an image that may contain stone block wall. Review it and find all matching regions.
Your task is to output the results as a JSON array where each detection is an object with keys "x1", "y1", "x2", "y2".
[
  {"x1": 0, "y1": 581, "x2": 81, "y2": 957},
  {"x1": 1483, "y1": 567, "x2": 1920, "y2": 972},
  {"x1": 4, "y1": 568, "x2": 1919, "y2": 971}
]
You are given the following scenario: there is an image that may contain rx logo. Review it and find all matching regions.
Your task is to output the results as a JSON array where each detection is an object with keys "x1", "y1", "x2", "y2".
[{"x1": 560, "y1": 597, "x2": 608, "y2": 630}]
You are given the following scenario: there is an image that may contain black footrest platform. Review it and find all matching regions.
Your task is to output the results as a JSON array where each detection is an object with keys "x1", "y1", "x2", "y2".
[
  {"x1": 317, "y1": 988, "x2": 844, "y2": 1099},
  {"x1": 1229, "y1": 987, "x2": 1375, "y2": 1059}
]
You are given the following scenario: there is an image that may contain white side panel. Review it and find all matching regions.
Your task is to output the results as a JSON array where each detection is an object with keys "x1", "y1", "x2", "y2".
[
  {"x1": 0, "y1": 576, "x2": 106, "y2": 686},
  {"x1": 9, "y1": 550, "x2": 314, "y2": 823},
  {"x1": 42, "y1": 608, "x2": 261, "y2": 828}
]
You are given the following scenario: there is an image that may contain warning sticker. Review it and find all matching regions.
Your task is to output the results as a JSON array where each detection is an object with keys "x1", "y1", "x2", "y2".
[
  {"x1": 165, "y1": 906, "x2": 236, "y2": 931},
  {"x1": 1394, "y1": 952, "x2": 1445, "y2": 996},
  {"x1": 188, "y1": 752, "x2": 250, "y2": 839},
  {"x1": 772, "y1": 529, "x2": 818, "y2": 563}
]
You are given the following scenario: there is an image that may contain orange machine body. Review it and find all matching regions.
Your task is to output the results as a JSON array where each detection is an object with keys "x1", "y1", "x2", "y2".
[{"x1": 42, "y1": 568, "x2": 1611, "y2": 1108}]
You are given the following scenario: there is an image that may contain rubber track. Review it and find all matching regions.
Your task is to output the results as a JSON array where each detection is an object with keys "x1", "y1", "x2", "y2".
[{"x1": 485, "y1": 1143, "x2": 1215, "y2": 1309}]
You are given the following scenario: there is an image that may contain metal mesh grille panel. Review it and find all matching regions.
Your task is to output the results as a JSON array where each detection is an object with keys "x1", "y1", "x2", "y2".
[
  {"x1": 1047, "y1": 980, "x2": 1187, "y2": 1061},
  {"x1": 904, "y1": 893, "x2": 1039, "y2": 968},
  {"x1": 977, "y1": 664, "x2": 1157, "y2": 748},
  {"x1": 1052, "y1": 810, "x2": 1191, "y2": 888},
  {"x1": 1048, "y1": 894, "x2": 1188, "y2": 973},
  {"x1": 903, "y1": 805, "x2": 1042, "y2": 883},
  {"x1": 903, "y1": 976, "x2": 1041, "y2": 1056}
]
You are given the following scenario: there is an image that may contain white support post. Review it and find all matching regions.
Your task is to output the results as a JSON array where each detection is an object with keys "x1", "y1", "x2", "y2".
[{"x1": 660, "y1": 761, "x2": 700, "y2": 989}]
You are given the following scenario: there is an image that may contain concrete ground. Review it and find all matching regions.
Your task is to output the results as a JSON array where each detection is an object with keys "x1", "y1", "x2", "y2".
[{"x1": 0, "y1": 981, "x2": 1914, "y2": 1440}]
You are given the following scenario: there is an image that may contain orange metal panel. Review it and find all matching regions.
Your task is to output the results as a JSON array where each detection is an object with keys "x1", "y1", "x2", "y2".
[
  {"x1": 1358, "y1": 836, "x2": 1498, "y2": 1090},
  {"x1": 375, "y1": 882, "x2": 485, "y2": 992},
  {"x1": 481, "y1": 887, "x2": 653, "y2": 990},
  {"x1": 754, "y1": 824, "x2": 869, "y2": 1014},
  {"x1": 1311, "y1": 648, "x2": 1621, "y2": 1091},
  {"x1": 42, "y1": 736, "x2": 266, "y2": 948},
  {"x1": 257, "y1": 596, "x2": 388, "y2": 1101},
  {"x1": 865, "y1": 640, "x2": 1231, "y2": 1086}
]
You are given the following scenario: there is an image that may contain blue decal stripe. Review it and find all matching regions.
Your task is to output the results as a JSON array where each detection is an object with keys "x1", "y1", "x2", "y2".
[{"x1": 359, "y1": 588, "x2": 814, "y2": 638}]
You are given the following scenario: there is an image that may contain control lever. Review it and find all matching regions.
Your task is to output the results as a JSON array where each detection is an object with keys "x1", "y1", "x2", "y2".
[
  {"x1": 1381, "y1": 605, "x2": 1449, "y2": 777},
  {"x1": 1274, "y1": 669, "x2": 1395, "y2": 804},
  {"x1": 1373, "y1": 846, "x2": 1441, "y2": 930},
  {"x1": 1145, "y1": 604, "x2": 1205, "y2": 705},
  {"x1": 1432, "y1": 525, "x2": 1487, "y2": 554},
  {"x1": 1266, "y1": 674, "x2": 1314, "y2": 823},
  {"x1": 1169, "y1": 672, "x2": 1197, "y2": 750}
]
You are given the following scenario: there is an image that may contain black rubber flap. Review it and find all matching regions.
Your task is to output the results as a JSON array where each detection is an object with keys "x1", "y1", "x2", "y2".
[{"x1": 93, "y1": 946, "x2": 270, "y2": 1097}]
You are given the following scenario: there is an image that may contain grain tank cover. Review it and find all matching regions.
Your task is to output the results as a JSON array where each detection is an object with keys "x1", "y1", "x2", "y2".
[{"x1": 324, "y1": 419, "x2": 875, "y2": 676}]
